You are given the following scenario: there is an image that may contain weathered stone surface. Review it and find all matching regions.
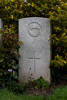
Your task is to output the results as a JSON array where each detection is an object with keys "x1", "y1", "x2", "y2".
[
  {"x1": 0, "y1": 19, "x2": 3, "y2": 28},
  {"x1": 19, "y1": 17, "x2": 51, "y2": 83}
]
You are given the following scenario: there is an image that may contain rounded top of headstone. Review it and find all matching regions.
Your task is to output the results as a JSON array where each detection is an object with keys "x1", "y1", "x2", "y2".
[
  {"x1": 19, "y1": 17, "x2": 50, "y2": 21},
  {"x1": 19, "y1": 17, "x2": 50, "y2": 38}
]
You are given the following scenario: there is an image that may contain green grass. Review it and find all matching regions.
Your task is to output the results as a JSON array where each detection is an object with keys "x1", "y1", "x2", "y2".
[
  {"x1": 0, "y1": 89, "x2": 43, "y2": 100},
  {"x1": 46, "y1": 86, "x2": 67, "y2": 100},
  {"x1": 0, "y1": 86, "x2": 67, "y2": 100}
]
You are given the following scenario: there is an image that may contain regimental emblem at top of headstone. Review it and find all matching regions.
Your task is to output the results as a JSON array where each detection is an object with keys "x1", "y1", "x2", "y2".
[{"x1": 28, "y1": 22, "x2": 41, "y2": 37}]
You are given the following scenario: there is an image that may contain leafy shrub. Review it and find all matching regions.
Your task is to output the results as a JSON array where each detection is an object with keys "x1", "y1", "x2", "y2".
[
  {"x1": 6, "y1": 79, "x2": 24, "y2": 94},
  {"x1": 27, "y1": 77, "x2": 50, "y2": 89},
  {"x1": 0, "y1": 28, "x2": 19, "y2": 83}
]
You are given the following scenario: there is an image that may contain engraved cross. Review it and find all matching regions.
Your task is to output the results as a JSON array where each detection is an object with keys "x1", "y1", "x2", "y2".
[{"x1": 28, "y1": 52, "x2": 40, "y2": 72}]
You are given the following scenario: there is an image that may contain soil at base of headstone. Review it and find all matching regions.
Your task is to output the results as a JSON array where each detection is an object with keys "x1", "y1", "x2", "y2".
[{"x1": 25, "y1": 81, "x2": 67, "y2": 96}]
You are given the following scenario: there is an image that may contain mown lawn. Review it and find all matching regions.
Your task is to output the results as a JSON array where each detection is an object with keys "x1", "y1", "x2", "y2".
[
  {"x1": 0, "y1": 89, "x2": 43, "y2": 100},
  {"x1": 0, "y1": 86, "x2": 67, "y2": 100},
  {"x1": 46, "y1": 86, "x2": 67, "y2": 100}
]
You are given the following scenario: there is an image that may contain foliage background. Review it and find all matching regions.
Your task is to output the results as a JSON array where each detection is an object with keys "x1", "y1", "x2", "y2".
[{"x1": 0, "y1": 0, "x2": 67, "y2": 82}]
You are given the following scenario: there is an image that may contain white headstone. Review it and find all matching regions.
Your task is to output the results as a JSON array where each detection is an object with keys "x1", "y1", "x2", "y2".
[
  {"x1": 19, "y1": 17, "x2": 51, "y2": 83},
  {"x1": 24, "y1": 0, "x2": 27, "y2": 2},
  {"x1": 0, "y1": 19, "x2": 3, "y2": 28}
]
